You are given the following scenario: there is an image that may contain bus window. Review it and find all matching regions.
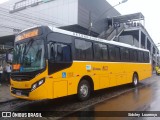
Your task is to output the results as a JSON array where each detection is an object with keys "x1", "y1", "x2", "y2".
[
  {"x1": 120, "y1": 47, "x2": 129, "y2": 62},
  {"x1": 85, "y1": 41, "x2": 93, "y2": 60},
  {"x1": 75, "y1": 39, "x2": 86, "y2": 60},
  {"x1": 133, "y1": 50, "x2": 138, "y2": 62},
  {"x1": 144, "y1": 52, "x2": 149, "y2": 63},
  {"x1": 75, "y1": 39, "x2": 93, "y2": 60},
  {"x1": 62, "y1": 45, "x2": 72, "y2": 62},
  {"x1": 129, "y1": 49, "x2": 135, "y2": 62},
  {"x1": 94, "y1": 43, "x2": 102, "y2": 60},
  {"x1": 50, "y1": 43, "x2": 72, "y2": 62},
  {"x1": 108, "y1": 45, "x2": 116, "y2": 61},
  {"x1": 138, "y1": 51, "x2": 143, "y2": 62},
  {"x1": 115, "y1": 47, "x2": 120, "y2": 61},
  {"x1": 102, "y1": 44, "x2": 109, "y2": 61}
]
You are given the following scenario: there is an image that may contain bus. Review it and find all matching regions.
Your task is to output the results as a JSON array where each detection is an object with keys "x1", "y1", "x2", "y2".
[{"x1": 10, "y1": 26, "x2": 152, "y2": 101}]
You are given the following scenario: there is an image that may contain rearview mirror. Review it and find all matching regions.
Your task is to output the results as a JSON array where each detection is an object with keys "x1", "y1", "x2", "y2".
[{"x1": 47, "y1": 43, "x2": 51, "y2": 59}]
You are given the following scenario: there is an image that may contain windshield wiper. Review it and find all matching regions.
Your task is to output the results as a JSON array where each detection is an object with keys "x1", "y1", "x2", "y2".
[{"x1": 24, "y1": 38, "x2": 34, "y2": 55}]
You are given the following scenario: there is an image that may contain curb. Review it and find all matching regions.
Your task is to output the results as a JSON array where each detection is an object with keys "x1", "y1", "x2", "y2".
[{"x1": 0, "y1": 98, "x2": 18, "y2": 104}]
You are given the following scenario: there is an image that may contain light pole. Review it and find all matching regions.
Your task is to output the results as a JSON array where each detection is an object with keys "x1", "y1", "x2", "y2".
[
  {"x1": 156, "y1": 43, "x2": 160, "y2": 47},
  {"x1": 88, "y1": 0, "x2": 128, "y2": 35},
  {"x1": 155, "y1": 43, "x2": 160, "y2": 66}
]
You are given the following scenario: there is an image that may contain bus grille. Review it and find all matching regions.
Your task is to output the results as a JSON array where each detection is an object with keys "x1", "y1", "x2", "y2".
[
  {"x1": 11, "y1": 87, "x2": 31, "y2": 97},
  {"x1": 11, "y1": 75, "x2": 34, "y2": 81}
]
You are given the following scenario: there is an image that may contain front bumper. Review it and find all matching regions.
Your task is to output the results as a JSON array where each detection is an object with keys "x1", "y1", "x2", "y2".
[{"x1": 10, "y1": 79, "x2": 52, "y2": 100}]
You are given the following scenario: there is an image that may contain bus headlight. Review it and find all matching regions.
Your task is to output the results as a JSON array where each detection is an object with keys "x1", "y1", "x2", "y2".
[{"x1": 31, "y1": 78, "x2": 45, "y2": 91}]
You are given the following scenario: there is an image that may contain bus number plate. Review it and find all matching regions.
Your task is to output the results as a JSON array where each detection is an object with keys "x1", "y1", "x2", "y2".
[{"x1": 16, "y1": 91, "x2": 22, "y2": 96}]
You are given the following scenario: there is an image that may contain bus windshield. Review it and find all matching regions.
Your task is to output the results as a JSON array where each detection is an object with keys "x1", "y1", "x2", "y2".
[{"x1": 12, "y1": 38, "x2": 45, "y2": 72}]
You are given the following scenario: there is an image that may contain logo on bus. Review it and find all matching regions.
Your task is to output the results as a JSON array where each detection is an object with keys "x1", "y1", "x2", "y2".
[
  {"x1": 62, "y1": 72, "x2": 66, "y2": 78},
  {"x1": 86, "y1": 65, "x2": 91, "y2": 70}
]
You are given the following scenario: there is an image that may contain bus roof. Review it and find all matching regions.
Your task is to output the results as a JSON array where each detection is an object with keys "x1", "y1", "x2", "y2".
[
  {"x1": 49, "y1": 26, "x2": 149, "y2": 52},
  {"x1": 18, "y1": 26, "x2": 149, "y2": 52}
]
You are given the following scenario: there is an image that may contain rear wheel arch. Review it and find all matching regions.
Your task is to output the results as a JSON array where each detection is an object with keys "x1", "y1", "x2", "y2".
[
  {"x1": 77, "y1": 75, "x2": 94, "y2": 101},
  {"x1": 132, "y1": 72, "x2": 139, "y2": 87},
  {"x1": 78, "y1": 75, "x2": 94, "y2": 92}
]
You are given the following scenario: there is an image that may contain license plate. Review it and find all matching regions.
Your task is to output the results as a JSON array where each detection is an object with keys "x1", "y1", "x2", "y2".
[{"x1": 16, "y1": 91, "x2": 22, "y2": 96}]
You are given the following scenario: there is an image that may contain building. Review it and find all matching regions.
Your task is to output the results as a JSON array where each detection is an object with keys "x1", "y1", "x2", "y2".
[
  {"x1": 0, "y1": 0, "x2": 159, "y2": 66},
  {"x1": 0, "y1": 0, "x2": 120, "y2": 37}
]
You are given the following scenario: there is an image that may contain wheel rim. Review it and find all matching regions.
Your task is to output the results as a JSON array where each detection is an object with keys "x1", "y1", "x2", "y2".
[
  {"x1": 80, "y1": 84, "x2": 88, "y2": 98},
  {"x1": 134, "y1": 76, "x2": 138, "y2": 85}
]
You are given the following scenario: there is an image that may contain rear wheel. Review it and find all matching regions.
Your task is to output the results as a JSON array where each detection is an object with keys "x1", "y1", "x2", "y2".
[
  {"x1": 77, "y1": 80, "x2": 91, "y2": 101},
  {"x1": 132, "y1": 73, "x2": 139, "y2": 87}
]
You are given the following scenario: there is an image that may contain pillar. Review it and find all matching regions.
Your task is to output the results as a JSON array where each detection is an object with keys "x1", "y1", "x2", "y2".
[{"x1": 139, "y1": 30, "x2": 141, "y2": 48}]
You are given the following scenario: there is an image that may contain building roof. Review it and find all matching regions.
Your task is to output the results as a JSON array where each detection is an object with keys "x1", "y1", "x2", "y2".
[{"x1": 112, "y1": 12, "x2": 144, "y2": 23}]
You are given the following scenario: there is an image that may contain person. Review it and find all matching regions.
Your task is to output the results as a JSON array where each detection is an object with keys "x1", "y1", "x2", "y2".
[
  {"x1": 5, "y1": 63, "x2": 12, "y2": 85},
  {"x1": 0, "y1": 65, "x2": 3, "y2": 86},
  {"x1": 155, "y1": 66, "x2": 160, "y2": 75}
]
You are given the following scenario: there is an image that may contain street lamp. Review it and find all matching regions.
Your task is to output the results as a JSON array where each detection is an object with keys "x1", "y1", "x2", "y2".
[
  {"x1": 88, "y1": 0, "x2": 128, "y2": 35},
  {"x1": 121, "y1": 0, "x2": 128, "y2": 3},
  {"x1": 156, "y1": 43, "x2": 160, "y2": 47}
]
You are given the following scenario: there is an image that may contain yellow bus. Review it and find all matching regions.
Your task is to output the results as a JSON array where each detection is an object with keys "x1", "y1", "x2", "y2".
[{"x1": 10, "y1": 26, "x2": 152, "y2": 101}]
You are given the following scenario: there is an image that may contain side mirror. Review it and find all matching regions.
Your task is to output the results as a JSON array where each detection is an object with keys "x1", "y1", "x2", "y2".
[{"x1": 47, "y1": 43, "x2": 51, "y2": 59}]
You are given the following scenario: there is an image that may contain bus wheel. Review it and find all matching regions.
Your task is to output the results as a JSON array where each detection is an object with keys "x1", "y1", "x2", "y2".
[
  {"x1": 77, "y1": 80, "x2": 91, "y2": 101},
  {"x1": 132, "y1": 73, "x2": 139, "y2": 87}
]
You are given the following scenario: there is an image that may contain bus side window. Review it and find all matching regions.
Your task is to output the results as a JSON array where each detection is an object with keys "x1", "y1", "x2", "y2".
[
  {"x1": 62, "y1": 45, "x2": 72, "y2": 62},
  {"x1": 108, "y1": 45, "x2": 116, "y2": 61},
  {"x1": 49, "y1": 43, "x2": 72, "y2": 62},
  {"x1": 56, "y1": 44, "x2": 72, "y2": 62},
  {"x1": 138, "y1": 51, "x2": 143, "y2": 62},
  {"x1": 144, "y1": 52, "x2": 149, "y2": 63},
  {"x1": 133, "y1": 50, "x2": 138, "y2": 62},
  {"x1": 115, "y1": 47, "x2": 120, "y2": 61}
]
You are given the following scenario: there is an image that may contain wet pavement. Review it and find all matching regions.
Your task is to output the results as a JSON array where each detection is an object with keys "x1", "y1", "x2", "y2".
[
  {"x1": 0, "y1": 84, "x2": 15, "y2": 103},
  {"x1": 65, "y1": 75, "x2": 160, "y2": 120},
  {"x1": 0, "y1": 74, "x2": 160, "y2": 120}
]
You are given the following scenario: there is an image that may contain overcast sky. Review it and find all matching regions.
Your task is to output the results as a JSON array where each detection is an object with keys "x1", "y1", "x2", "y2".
[
  {"x1": 107, "y1": 0, "x2": 160, "y2": 47},
  {"x1": 0, "y1": 0, "x2": 8, "y2": 4}
]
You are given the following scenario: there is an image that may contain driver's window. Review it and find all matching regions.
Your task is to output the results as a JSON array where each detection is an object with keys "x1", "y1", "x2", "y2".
[{"x1": 50, "y1": 43, "x2": 72, "y2": 62}]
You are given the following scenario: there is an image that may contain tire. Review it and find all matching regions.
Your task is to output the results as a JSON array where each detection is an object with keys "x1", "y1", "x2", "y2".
[
  {"x1": 132, "y1": 73, "x2": 139, "y2": 87},
  {"x1": 77, "y1": 80, "x2": 91, "y2": 101}
]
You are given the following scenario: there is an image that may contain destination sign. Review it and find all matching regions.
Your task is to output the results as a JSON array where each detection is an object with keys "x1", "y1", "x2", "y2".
[{"x1": 16, "y1": 29, "x2": 39, "y2": 41}]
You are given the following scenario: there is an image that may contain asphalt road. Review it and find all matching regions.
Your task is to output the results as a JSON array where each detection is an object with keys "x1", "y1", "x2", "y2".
[{"x1": 0, "y1": 74, "x2": 160, "y2": 120}]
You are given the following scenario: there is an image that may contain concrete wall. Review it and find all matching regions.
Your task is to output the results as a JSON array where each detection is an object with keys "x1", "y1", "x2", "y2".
[
  {"x1": 0, "y1": 0, "x2": 120, "y2": 37},
  {"x1": 78, "y1": 0, "x2": 120, "y2": 34},
  {"x1": 0, "y1": 0, "x2": 78, "y2": 37},
  {"x1": 119, "y1": 35, "x2": 139, "y2": 47}
]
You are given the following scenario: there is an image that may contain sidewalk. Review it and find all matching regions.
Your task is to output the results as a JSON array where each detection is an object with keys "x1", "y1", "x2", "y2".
[{"x1": 0, "y1": 84, "x2": 16, "y2": 103}]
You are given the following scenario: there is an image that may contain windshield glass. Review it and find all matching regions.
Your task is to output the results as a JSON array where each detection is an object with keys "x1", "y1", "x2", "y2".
[{"x1": 12, "y1": 39, "x2": 45, "y2": 72}]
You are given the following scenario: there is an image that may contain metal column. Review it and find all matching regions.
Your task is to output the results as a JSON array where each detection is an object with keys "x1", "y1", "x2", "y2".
[
  {"x1": 139, "y1": 30, "x2": 141, "y2": 48},
  {"x1": 145, "y1": 36, "x2": 147, "y2": 49},
  {"x1": 155, "y1": 49, "x2": 158, "y2": 66}
]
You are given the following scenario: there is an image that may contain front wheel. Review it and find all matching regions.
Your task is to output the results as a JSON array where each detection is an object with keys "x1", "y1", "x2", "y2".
[
  {"x1": 77, "y1": 80, "x2": 91, "y2": 101},
  {"x1": 132, "y1": 73, "x2": 139, "y2": 87}
]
